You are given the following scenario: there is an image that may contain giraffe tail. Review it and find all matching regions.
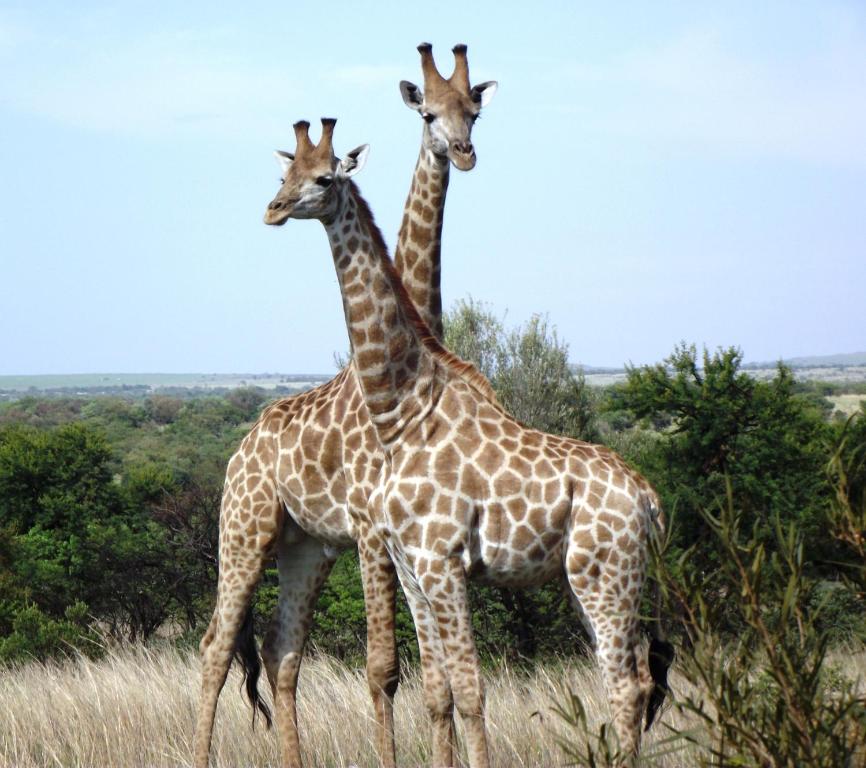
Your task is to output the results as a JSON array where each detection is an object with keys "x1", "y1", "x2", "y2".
[{"x1": 234, "y1": 605, "x2": 273, "y2": 730}]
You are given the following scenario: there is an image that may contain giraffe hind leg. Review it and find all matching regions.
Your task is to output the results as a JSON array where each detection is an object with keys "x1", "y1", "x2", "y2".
[
  {"x1": 566, "y1": 547, "x2": 647, "y2": 756},
  {"x1": 193, "y1": 548, "x2": 267, "y2": 768},
  {"x1": 583, "y1": 603, "x2": 645, "y2": 757}
]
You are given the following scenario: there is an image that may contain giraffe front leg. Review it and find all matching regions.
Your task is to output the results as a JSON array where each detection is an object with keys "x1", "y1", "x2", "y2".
[
  {"x1": 420, "y1": 559, "x2": 489, "y2": 768},
  {"x1": 391, "y1": 555, "x2": 457, "y2": 768},
  {"x1": 358, "y1": 527, "x2": 400, "y2": 768},
  {"x1": 261, "y1": 533, "x2": 337, "y2": 768}
]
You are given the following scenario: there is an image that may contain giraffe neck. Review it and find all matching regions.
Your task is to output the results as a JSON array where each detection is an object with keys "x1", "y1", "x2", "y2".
[
  {"x1": 324, "y1": 183, "x2": 437, "y2": 447},
  {"x1": 393, "y1": 146, "x2": 450, "y2": 341}
]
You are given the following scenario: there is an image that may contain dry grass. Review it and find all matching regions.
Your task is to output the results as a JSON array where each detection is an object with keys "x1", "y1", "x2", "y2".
[
  {"x1": 829, "y1": 393, "x2": 866, "y2": 417},
  {"x1": 1, "y1": 644, "x2": 862, "y2": 768}
]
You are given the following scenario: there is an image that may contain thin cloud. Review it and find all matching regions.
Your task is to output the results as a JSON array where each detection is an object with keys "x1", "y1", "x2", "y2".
[
  {"x1": 1, "y1": 24, "x2": 298, "y2": 138},
  {"x1": 557, "y1": 21, "x2": 866, "y2": 168}
]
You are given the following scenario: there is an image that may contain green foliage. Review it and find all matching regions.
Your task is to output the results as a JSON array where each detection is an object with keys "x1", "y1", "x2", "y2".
[
  {"x1": 308, "y1": 552, "x2": 369, "y2": 660},
  {"x1": 444, "y1": 298, "x2": 598, "y2": 441},
  {"x1": 648, "y1": 474, "x2": 866, "y2": 767},
  {"x1": 0, "y1": 396, "x2": 84, "y2": 428},
  {"x1": 0, "y1": 414, "x2": 231, "y2": 656},
  {"x1": 0, "y1": 422, "x2": 118, "y2": 531},
  {"x1": 830, "y1": 405, "x2": 866, "y2": 539},
  {"x1": 143, "y1": 395, "x2": 183, "y2": 425},
  {"x1": 612, "y1": 344, "x2": 840, "y2": 629},
  {"x1": 469, "y1": 582, "x2": 587, "y2": 662},
  {"x1": 0, "y1": 601, "x2": 99, "y2": 662}
]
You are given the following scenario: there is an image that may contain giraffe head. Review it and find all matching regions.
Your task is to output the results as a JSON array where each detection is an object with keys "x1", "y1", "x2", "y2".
[
  {"x1": 264, "y1": 118, "x2": 369, "y2": 226},
  {"x1": 399, "y1": 43, "x2": 497, "y2": 171}
]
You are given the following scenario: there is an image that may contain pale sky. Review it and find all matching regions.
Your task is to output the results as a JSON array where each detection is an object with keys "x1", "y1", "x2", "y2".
[{"x1": 1, "y1": 1, "x2": 864, "y2": 375}]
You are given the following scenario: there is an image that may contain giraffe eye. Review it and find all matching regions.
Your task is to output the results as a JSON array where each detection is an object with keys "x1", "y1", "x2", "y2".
[
  {"x1": 422, "y1": 113, "x2": 435, "y2": 124},
  {"x1": 316, "y1": 175, "x2": 333, "y2": 187}
]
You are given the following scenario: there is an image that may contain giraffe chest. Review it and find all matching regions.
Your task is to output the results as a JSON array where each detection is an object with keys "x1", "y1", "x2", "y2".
[{"x1": 272, "y1": 414, "x2": 384, "y2": 547}]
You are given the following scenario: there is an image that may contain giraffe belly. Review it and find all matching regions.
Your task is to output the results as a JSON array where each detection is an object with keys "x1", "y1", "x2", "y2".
[
  {"x1": 277, "y1": 491, "x2": 357, "y2": 548},
  {"x1": 465, "y1": 504, "x2": 566, "y2": 588}
]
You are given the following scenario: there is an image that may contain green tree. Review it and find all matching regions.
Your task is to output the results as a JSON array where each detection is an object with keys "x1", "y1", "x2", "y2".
[
  {"x1": 0, "y1": 423, "x2": 205, "y2": 653},
  {"x1": 614, "y1": 344, "x2": 838, "y2": 632},
  {"x1": 444, "y1": 298, "x2": 597, "y2": 441}
]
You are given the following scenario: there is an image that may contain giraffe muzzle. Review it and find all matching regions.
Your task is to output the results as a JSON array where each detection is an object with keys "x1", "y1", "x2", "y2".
[
  {"x1": 448, "y1": 141, "x2": 476, "y2": 171},
  {"x1": 263, "y1": 197, "x2": 295, "y2": 226}
]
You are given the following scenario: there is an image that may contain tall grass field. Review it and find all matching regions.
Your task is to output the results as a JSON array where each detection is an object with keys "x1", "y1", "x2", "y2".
[{"x1": 2, "y1": 644, "x2": 863, "y2": 767}]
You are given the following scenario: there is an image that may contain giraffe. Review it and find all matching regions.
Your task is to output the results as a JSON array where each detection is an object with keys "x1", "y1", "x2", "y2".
[
  {"x1": 193, "y1": 45, "x2": 497, "y2": 768},
  {"x1": 396, "y1": 42, "x2": 496, "y2": 339},
  {"x1": 263, "y1": 120, "x2": 672, "y2": 768}
]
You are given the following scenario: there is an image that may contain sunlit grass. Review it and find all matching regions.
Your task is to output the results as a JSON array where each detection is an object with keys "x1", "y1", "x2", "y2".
[{"x1": 1, "y1": 644, "x2": 863, "y2": 767}]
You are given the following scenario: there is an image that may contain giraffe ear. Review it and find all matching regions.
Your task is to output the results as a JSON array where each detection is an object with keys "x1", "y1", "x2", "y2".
[
  {"x1": 400, "y1": 80, "x2": 424, "y2": 111},
  {"x1": 274, "y1": 150, "x2": 294, "y2": 175},
  {"x1": 338, "y1": 144, "x2": 370, "y2": 178},
  {"x1": 470, "y1": 81, "x2": 498, "y2": 108}
]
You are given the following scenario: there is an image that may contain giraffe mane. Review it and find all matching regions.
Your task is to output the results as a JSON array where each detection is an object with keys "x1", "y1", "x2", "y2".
[{"x1": 349, "y1": 182, "x2": 500, "y2": 407}]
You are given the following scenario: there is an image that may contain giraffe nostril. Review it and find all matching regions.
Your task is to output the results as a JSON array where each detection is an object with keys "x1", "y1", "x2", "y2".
[{"x1": 268, "y1": 200, "x2": 282, "y2": 211}]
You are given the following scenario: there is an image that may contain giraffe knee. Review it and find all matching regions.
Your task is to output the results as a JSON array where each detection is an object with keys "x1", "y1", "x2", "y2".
[
  {"x1": 367, "y1": 652, "x2": 399, "y2": 699},
  {"x1": 423, "y1": 685, "x2": 454, "y2": 722},
  {"x1": 450, "y1": 676, "x2": 485, "y2": 719},
  {"x1": 199, "y1": 615, "x2": 217, "y2": 656},
  {"x1": 260, "y1": 632, "x2": 280, "y2": 681}
]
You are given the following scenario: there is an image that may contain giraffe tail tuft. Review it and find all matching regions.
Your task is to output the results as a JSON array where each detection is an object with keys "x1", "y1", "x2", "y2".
[
  {"x1": 234, "y1": 606, "x2": 273, "y2": 730},
  {"x1": 645, "y1": 635, "x2": 675, "y2": 730},
  {"x1": 644, "y1": 574, "x2": 675, "y2": 731}
]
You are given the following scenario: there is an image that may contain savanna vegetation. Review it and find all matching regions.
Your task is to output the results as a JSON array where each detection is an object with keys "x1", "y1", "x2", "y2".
[{"x1": 1, "y1": 298, "x2": 865, "y2": 765}]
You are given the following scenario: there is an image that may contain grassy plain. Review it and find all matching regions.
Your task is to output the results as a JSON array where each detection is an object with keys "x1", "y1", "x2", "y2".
[
  {"x1": 829, "y1": 393, "x2": 866, "y2": 417},
  {"x1": 0, "y1": 372, "x2": 329, "y2": 392},
  {"x1": 4, "y1": 362, "x2": 866, "y2": 395},
  {"x1": 2, "y1": 644, "x2": 864, "y2": 768}
]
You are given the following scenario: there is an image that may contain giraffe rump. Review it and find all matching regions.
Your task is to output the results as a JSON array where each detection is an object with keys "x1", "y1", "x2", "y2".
[{"x1": 234, "y1": 606, "x2": 272, "y2": 730}]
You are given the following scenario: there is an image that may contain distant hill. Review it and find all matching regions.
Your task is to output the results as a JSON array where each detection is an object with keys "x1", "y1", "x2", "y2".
[
  {"x1": 4, "y1": 352, "x2": 866, "y2": 396},
  {"x1": 776, "y1": 351, "x2": 866, "y2": 368},
  {"x1": 0, "y1": 372, "x2": 332, "y2": 397},
  {"x1": 573, "y1": 351, "x2": 866, "y2": 387},
  {"x1": 575, "y1": 351, "x2": 866, "y2": 375}
]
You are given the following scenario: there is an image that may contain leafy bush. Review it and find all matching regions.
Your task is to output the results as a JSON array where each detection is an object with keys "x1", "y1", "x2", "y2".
[
  {"x1": 651, "y1": 475, "x2": 866, "y2": 766},
  {"x1": 0, "y1": 601, "x2": 99, "y2": 662}
]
